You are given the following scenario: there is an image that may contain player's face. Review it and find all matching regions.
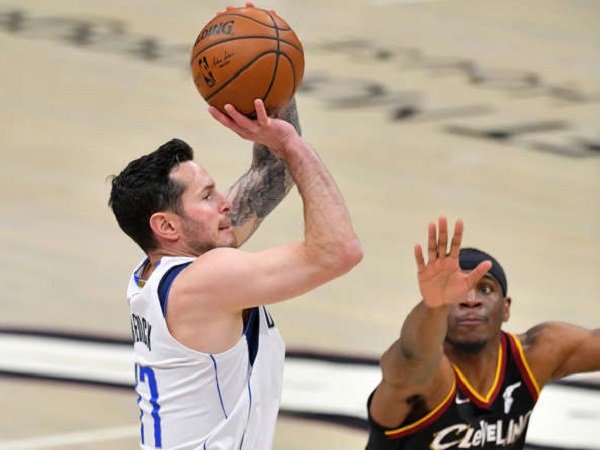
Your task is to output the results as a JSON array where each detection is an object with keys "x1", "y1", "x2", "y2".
[
  {"x1": 445, "y1": 274, "x2": 510, "y2": 353},
  {"x1": 171, "y1": 161, "x2": 235, "y2": 254}
]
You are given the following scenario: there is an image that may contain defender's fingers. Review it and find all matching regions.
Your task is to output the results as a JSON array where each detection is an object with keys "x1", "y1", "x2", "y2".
[
  {"x1": 246, "y1": 2, "x2": 256, "y2": 7},
  {"x1": 449, "y1": 219, "x2": 464, "y2": 258},
  {"x1": 414, "y1": 244, "x2": 426, "y2": 272},
  {"x1": 427, "y1": 222, "x2": 437, "y2": 262},
  {"x1": 437, "y1": 216, "x2": 448, "y2": 258},
  {"x1": 465, "y1": 261, "x2": 492, "y2": 287}
]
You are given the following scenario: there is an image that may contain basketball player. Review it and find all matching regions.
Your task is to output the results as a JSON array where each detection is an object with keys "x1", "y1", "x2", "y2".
[
  {"x1": 366, "y1": 217, "x2": 600, "y2": 449},
  {"x1": 108, "y1": 98, "x2": 362, "y2": 450}
]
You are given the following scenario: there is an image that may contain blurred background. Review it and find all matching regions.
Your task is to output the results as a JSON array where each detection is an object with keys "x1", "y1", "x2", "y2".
[{"x1": 0, "y1": 0, "x2": 598, "y2": 448}]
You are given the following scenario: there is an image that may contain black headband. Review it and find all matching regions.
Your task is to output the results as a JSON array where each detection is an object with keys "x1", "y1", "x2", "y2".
[{"x1": 459, "y1": 247, "x2": 508, "y2": 297}]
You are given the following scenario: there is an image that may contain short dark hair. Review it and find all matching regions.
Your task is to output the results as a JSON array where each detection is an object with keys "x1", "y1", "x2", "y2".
[{"x1": 108, "y1": 138, "x2": 194, "y2": 252}]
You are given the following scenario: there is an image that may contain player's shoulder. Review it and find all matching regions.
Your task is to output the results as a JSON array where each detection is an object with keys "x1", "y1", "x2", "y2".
[
  {"x1": 195, "y1": 246, "x2": 245, "y2": 263},
  {"x1": 517, "y1": 321, "x2": 582, "y2": 350},
  {"x1": 514, "y1": 321, "x2": 584, "y2": 384},
  {"x1": 167, "y1": 248, "x2": 249, "y2": 311}
]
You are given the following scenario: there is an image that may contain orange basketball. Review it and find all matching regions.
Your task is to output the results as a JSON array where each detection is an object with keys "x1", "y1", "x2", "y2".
[{"x1": 190, "y1": 6, "x2": 304, "y2": 116}]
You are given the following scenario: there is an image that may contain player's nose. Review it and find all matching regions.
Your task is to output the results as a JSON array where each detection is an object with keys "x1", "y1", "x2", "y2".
[
  {"x1": 218, "y1": 191, "x2": 231, "y2": 213},
  {"x1": 460, "y1": 289, "x2": 482, "y2": 307}
]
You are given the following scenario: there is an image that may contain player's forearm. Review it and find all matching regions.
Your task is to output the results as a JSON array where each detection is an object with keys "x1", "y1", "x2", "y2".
[
  {"x1": 228, "y1": 152, "x2": 293, "y2": 230},
  {"x1": 401, "y1": 301, "x2": 450, "y2": 359},
  {"x1": 227, "y1": 100, "x2": 300, "y2": 244},
  {"x1": 283, "y1": 136, "x2": 362, "y2": 273},
  {"x1": 238, "y1": 98, "x2": 301, "y2": 216},
  {"x1": 384, "y1": 301, "x2": 449, "y2": 382}
]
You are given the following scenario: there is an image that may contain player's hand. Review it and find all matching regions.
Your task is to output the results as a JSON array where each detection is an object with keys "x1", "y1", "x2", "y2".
[
  {"x1": 217, "y1": 2, "x2": 256, "y2": 14},
  {"x1": 414, "y1": 217, "x2": 491, "y2": 309},
  {"x1": 217, "y1": 3, "x2": 278, "y2": 15},
  {"x1": 209, "y1": 100, "x2": 298, "y2": 156}
]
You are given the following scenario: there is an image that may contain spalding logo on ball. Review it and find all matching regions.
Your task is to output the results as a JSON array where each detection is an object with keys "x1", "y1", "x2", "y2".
[{"x1": 190, "y1": 6, "x2": 305, "y2": 116}]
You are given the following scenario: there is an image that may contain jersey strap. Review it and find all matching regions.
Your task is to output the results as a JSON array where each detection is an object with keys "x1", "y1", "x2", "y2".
[
  {"x1": 243, "y1": 307, "x2": 260, "y2": 366},
  {"x1": 506, "y1": 333, "x2": 541, "y2": 399},
  {"x1": 157, "y1": 262, "x2": 192, "y2": 317}
]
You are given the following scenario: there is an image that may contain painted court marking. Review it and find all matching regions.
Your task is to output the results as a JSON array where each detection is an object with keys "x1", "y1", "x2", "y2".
[
  {"x1": 371, "y1": 0, "x2": 448, "y2": 6},
  {"x1": 0, "y1": 331, "x2": 599, "y2": 449},
  {"x1": 0, "y1": 426, "x2": 139, "y2": 449}
]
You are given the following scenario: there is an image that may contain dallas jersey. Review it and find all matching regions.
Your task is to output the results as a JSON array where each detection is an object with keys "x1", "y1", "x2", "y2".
[
  {"x1": 127, "y1": 256, "x2": 286, "y2": 450},
  {"x1": 366, "y1": 332, "x2": 541, "y2": 450}
]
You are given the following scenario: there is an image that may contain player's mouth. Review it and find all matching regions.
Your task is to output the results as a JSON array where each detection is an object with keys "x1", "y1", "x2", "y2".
[
  {"x1": 219, "y1": 222, "x2": 232, "y2": 231},
  {"x1": 456, "y1": 315, "x2": 486, "y2": 326}
]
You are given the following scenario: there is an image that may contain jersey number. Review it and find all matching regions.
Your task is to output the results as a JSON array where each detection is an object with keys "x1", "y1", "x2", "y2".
[{"x1": 136, "y1": 364, "x2": 162, "y2": 448}]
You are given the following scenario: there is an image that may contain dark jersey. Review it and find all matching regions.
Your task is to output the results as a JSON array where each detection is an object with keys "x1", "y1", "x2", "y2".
[{"x1": 366, "y1": 332, "x2": 541, "y2": 450}]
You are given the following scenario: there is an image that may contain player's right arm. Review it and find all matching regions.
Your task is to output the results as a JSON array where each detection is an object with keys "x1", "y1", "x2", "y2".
[
  {"x1": 519, "y1": 321, "x2": 600, "y2": 388},
  {"x1": 199, "y1": 99, "x2": 362, "y2": 297},
  {"x1": 168, "y1": 100, "x2": 362, "y2": 349},
  {"x1": 369, "y1": 218, "x2": 492, "y2": 427}
]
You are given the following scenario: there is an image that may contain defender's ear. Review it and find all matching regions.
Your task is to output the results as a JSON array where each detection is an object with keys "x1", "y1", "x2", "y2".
[
  {"x1": 502, "y1": 297, "x2": 512, "y2": 322},
  {"x1": 149, "y1": 212, "x2": 179, "y2": 243}
]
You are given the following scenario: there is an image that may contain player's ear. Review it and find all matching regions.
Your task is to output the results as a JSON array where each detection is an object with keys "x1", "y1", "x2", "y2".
[
  {"x1": 149, "y1": 212, "x2": 179, "y2": 242},
  {"x1": 502, "y1": 297, "x2": 512, "y2": 322}
]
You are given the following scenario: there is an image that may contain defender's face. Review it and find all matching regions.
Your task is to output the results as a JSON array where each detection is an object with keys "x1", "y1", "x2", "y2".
[
  {"x1": 170, "y1": 161, "x2": 234, "y2": 254},
  {"x1": 446, "y1": 274, "x2": 510, "y2": 352}
]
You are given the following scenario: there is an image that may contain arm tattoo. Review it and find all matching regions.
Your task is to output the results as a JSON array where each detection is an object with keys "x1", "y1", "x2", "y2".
[{"x1": 228, "y1": 98, "x2": 300, "y2": 235}]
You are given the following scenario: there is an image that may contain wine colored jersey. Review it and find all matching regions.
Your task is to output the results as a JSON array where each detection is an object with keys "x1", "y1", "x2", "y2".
[{"x1": 366, "y1": 332, "x2": 541, "y2": 450}]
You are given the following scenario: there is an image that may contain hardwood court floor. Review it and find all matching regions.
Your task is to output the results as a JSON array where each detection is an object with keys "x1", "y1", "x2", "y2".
[{"x1": 0, "y1": 0, "x2": 598, "y2": 448}]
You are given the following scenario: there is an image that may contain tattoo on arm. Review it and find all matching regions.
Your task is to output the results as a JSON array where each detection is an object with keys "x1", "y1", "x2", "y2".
[{"x1": 227, "y1": 98, "x2": 301, "y2": 242}]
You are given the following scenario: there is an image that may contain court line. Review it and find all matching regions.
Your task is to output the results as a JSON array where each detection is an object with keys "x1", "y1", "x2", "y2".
[
  {"x1": 0, "y1": 426, "x2": 138, "y2": 449},
  {"x1": 0, "y1": 330, "x2": 599, "y2": 449},
  {"x1": 371, "y1": 0, "x2": 449, "y2": 5}
]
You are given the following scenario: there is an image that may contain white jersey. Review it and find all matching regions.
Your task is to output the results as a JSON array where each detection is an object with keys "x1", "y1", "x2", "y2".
[{"x1": 127, "y1": 256, "x2": 285, "y2": 450}]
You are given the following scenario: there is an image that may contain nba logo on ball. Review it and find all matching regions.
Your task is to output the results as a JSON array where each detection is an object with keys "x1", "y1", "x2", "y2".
[{"x1": 190, "y1": 6, "x2": 305, "y2": 116}]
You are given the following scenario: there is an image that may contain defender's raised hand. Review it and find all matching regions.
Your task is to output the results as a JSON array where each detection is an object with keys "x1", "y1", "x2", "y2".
[{"x1": 414, "y1": 217, "x2": 492, "y2": 308}]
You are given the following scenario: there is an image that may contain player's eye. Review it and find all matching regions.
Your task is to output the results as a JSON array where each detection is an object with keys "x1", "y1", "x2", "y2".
[{"x1": 479, "y1": 283, "x2": 493, "y2": 294}]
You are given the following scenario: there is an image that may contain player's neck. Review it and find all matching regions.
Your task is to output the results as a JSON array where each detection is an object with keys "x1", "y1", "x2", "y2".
[
  {"x1": 143, "y1": 247, "x2": 192, "y2": 278},
  {"x1": 446, "y1": 334, "x2": 502, "y2": 394}
]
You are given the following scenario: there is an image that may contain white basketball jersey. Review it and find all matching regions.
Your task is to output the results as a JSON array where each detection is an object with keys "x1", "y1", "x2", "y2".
[{"x1": 127, "y1": 256, "x2": 286, "y2": 450}]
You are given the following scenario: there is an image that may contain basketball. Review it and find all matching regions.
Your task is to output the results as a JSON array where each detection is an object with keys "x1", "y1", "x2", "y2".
[{"x1": 190, "y1": 6, "x2": 304, "y2": 116}]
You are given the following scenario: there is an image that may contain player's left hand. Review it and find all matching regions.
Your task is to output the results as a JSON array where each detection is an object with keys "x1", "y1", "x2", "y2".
[
  {"x1": 217, "y1": 2, "x2": 257, "y2": 15},
  {"x1": 414, "y1": 217, "x2": 492, "y2": 309},
  {"x1": 209, "y1": 100, "x2": 298, "y2": 156}
]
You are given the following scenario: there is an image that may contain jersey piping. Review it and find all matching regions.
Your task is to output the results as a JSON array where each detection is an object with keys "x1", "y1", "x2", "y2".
[
  {"x1": 375, "y1": 332, "x2": 538, "y2": 442},
  {"x1": 383, "y1": 378, "x2": 457, "y2": 439},
  {"x1": 506, "y1": 333, "x2": 540, "y2": 399},
  {"x1": 452, "y1": 332, "x2": 507, "y2": 409}
]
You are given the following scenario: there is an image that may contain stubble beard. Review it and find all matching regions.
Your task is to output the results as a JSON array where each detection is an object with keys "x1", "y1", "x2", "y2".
[
  {"x1": 181, "y1": 215, "x2": 234, "y2": 256},
  {"x1": 445, "y1": 335, "x2": 487, "y2": 355}
]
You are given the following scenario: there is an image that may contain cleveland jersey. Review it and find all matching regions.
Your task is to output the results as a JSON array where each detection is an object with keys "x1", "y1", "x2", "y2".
[
  {"x1": 127, "y1": 256, "x2": 286, "y2": 450},
  {"x1": 366, "y1": 332, "x2": 541, "y2": 450}
]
